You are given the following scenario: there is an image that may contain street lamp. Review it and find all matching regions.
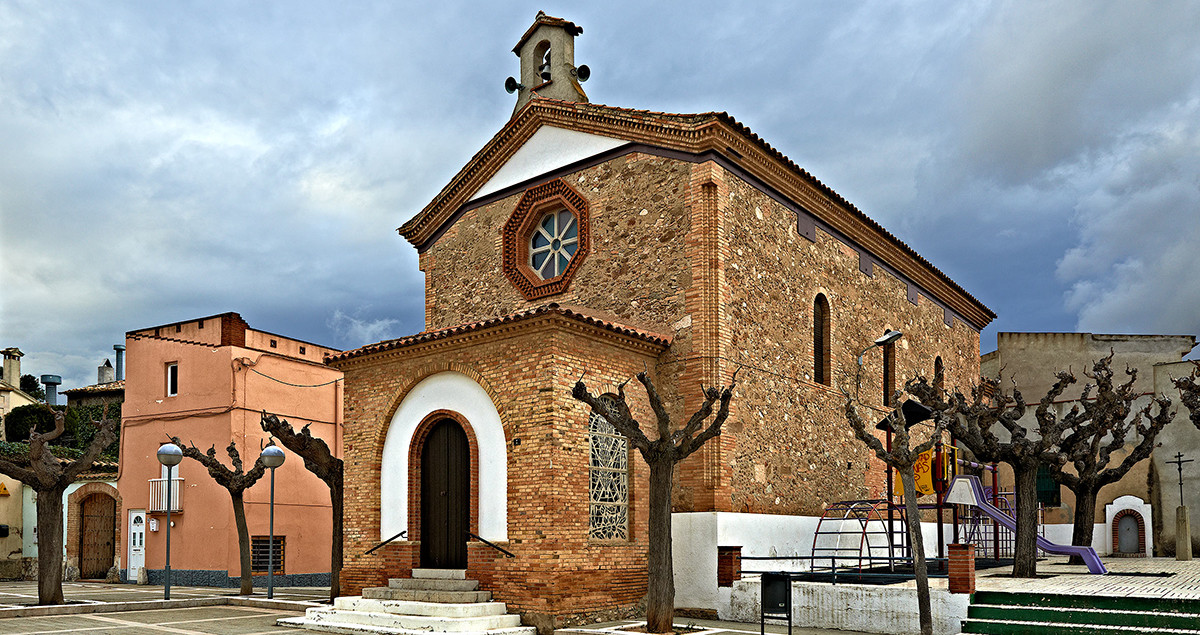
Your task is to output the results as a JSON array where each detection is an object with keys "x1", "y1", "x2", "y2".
[
  {"x1": 260, "y1": 444, "x2": 286, "y2": 599},
  {"x1": 856, "y1": 330, "x2": 903, "y2": 556},
  {"x1": 156, "y1": 442, "x2": 183, "y2": 600},
  {"x1": 857, "y1": 329, "x2": 903, "y2": 367}
]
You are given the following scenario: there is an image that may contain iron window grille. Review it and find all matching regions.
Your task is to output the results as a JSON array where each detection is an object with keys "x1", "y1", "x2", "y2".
[
  {"x1": 589, "y1": 397, "x2": 629, "y2": 540},
  {"x1": 251, "y1": 535, "x2": 285, "y2": 573}
]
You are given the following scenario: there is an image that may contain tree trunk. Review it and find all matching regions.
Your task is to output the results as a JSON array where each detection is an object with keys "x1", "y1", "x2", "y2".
[
  {"x1": 329, "y1": 471, "x2": 343, "y2": 600},
  {"x1": 1012, "y1": 466, "x2": 1040, "y2": 578},
  {"x1": 900, "y1": 465, "x2": 933, "y2": 635},
  {"x1": 231, "y1": 490, "x2": 254, "y2": 595},
  {"x1": 1067, "y1": 485, "x2": 1098, "y2": 566},
  {"x1": 645, "y1": 458, "x2": 675, "y2": 633},
  {"x1": 36, "y1": 487, "x2": 66, "y2": 605}
]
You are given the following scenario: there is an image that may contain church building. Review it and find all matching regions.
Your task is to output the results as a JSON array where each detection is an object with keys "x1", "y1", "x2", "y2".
[{"x1": 330, "y1": 13, "x2": 994, "y2": 626}]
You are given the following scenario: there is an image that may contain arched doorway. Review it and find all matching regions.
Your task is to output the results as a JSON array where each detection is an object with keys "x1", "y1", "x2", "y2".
[
  {"x1": 420, "y1": 419, "x2": 469, "y2": 569},
  {"x1": 79, "y1": 493, "x2": 116, "y2": 579}
]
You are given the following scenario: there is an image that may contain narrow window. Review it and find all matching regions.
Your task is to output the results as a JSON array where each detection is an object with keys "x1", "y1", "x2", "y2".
[
  {"x1": 589, "y1": 396, "x2": 628, "y2": 540},
  {"x1": 883, "y1": 339, "x2": 895, "y2": 406},
  {"x1": 251, "y1": 536, "x2": 285, "y2": 573},
  {"x1": 269, "y1": 339, "x2": 277, "y2": 348},
  {"x1": 933, "y1": 356, "x2": 944, "y2": 391},
  {"x1": 198, "y1": 320, "x2": 204, "y2": 329},
  {"x1": 299, "y1": 346, "x2": 306, "y2": 355},
  {"x1": 813, "y1": 294, "x2": 831, "y2": 385},
  {"x1": 175, "y1": 325, "x2": 181, "y2": 333},
  {"x1": 1036, "y1": 464, "x2": 1061, "y2": 506},
  {"x1": 166, "y1": 363, "x2": 178, "y2": 397}
]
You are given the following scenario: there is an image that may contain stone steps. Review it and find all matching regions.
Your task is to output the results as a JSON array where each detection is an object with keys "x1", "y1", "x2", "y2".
[
  {"x1": 389, "y1": 578, "x2": 480, "y2": 591},
  {"x1": 278, "y1": 570, "x2": 533, "y2": 635},
  {"x1": 363, "y1": 587, "x2": 493, "y2": 603},
  {"x1": 333, "y1": 597, "x2": 507, "y2": 618},
  {"x1": 298, "y1": 607, "x2": 523, "y2": 631}
]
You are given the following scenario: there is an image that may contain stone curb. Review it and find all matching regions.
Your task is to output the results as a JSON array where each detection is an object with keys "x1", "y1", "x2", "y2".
[{"x1": 0, "y1": 596, "x2": 322, "y2": 619}]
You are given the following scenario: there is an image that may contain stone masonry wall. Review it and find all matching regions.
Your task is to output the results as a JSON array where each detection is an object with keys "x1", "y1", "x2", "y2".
[
  {"x1": 715, "y1": 167, "x2": 981, "y2": 514},
  {"x1": 416, "y1": 152, "x2": 982, "y2": 517}
]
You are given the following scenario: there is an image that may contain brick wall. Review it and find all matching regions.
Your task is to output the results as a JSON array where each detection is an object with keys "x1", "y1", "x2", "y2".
[{"x1": 335, "y1": 314, "x2": 666, "y2": 624}]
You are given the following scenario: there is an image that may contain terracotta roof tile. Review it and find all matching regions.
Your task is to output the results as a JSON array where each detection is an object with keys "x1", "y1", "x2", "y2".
[
  {"x1": 326, "y1": 303, "x2": 670, "y2": 364},
  {"x1": 62, "y1": 380, "x2": 125, "y2": 395},
  {"x1": 512, "y1": 12, "x2": 582, "y2": 54}
]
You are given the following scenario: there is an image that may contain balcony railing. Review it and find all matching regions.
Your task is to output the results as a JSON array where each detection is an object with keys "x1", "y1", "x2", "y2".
[{"x1": 149, "y1": 478, "x2": 183, "y2": 512}]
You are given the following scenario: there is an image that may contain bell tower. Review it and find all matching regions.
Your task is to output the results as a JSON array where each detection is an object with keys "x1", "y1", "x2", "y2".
[{"x1": 507, "y1": 12, "x2": 590, "y2": 115}]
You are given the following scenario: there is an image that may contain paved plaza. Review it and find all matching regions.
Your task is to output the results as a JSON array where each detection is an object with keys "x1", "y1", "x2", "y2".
[
  {"x1": 0, "y1": 558, "x2": 1196, "y2": 635},
  {"x1": 0, "y1": 605, "x2": 304, "y2": 635},
  {"x1": 0, "y1": 582, "x2": 328, "y2": 609}
]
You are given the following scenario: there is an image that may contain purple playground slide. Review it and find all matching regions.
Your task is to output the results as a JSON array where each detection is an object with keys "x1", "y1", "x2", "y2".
[{"x1": 947, "y1": 475, "x2": 1108, "y2": 575}]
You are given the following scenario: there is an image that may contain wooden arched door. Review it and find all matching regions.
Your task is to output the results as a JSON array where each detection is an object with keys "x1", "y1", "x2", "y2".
[
  {"x1": 420, "y1": 419, "x2": 469, "y2": 569},
  {"x1": 79, "y1": 494, "x2": 116, "y2": 579}
]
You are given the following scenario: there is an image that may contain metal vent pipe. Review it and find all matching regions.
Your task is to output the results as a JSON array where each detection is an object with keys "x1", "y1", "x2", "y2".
[
  {"x1": 40, "y1": 374, "x2": 62, "y2": 406},
  {"x1": 114, "y1": 344, "x2": 126, "y2": 381}
]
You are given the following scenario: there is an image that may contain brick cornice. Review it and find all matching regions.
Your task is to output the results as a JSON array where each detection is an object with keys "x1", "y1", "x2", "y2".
[
  {"x1": 327, "y1": 305, "x2": 670, "y2": 370},
  {"x1": 399, "y1": 99, "x2": 994, "y2": 331}
]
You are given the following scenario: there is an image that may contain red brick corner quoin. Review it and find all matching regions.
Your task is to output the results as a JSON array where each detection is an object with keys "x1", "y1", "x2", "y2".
[{"x1": 501, "y1": 178, "x2": 591, "y2": 300}]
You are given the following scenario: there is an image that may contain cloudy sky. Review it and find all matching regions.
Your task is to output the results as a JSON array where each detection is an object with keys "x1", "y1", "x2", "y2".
[{"x1": 3, "y1": 1, "x2": 1199, "y2": 391}]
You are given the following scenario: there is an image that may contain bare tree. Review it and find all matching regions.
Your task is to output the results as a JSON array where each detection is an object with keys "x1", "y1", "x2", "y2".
[
  {"x1": 1053, "y1": 355, "x2": 1173, "y2": 557},
  {"x1": 572, "y1": 370, "x2": 736, "y2": 634},
  {"x1": 1172, "y1": 362, "x2": 1200, "y2": 428},
  {"x1": 844, "y1": 381, "x2": 945, "y2": 635},
  {"x1": 168, "y1": 436, "x2": 269, "y2": 594},
  {"x1": 261, "y1": 412, "x2": 343, "y2": 600},
  {"x1": 0, "y1": 405, "x2": 118, "y2": 604},
  {"x1": 907, "y1": 370, "x2": 1073, "y2": 577}
]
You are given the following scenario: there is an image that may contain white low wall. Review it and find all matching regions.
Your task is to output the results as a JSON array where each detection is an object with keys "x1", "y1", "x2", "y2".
[
  {"x1": 728, "y1": 577, "x2": 969, "y2": 635},
  {"x1": 673, "y1": 511, "x2": 958, "y2": 615}
]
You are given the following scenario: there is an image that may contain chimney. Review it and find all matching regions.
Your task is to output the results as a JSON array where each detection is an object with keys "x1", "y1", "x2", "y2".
[
  {"x1": 114, "y1": 344, "x2": 126, "y2": 381},
  {"x1": 98, "y1": 359, "x2": 115, "y2": 384},
  {"x1": 1, "y1": 348, "x2": 22, "y2": 386},
  {"x1": 40, "y1": 375, "x2": 62, "y2": 406}
]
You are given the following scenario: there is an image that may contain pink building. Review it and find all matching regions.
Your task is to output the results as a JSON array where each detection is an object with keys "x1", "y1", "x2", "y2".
[{"x1": 117, "y1": 313, "x2": 342, "y2": 586}]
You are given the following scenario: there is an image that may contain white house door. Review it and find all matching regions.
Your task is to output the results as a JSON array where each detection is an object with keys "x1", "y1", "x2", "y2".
[{"x1": 128, "y1": 510, "x2": 146, "y2": 579}]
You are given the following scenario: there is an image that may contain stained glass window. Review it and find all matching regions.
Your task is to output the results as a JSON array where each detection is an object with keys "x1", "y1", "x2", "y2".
[{"x1": 589, "y1": 397, "x2": 628, "y2": 540}]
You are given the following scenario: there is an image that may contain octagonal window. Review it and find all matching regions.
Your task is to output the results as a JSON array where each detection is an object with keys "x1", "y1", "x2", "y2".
[
  {"x1": 502, "y1": 178, "x2": 590, "y2": 300},
  {"x1": 529, "y1": 208, "x2": 579, "y2": 280}
]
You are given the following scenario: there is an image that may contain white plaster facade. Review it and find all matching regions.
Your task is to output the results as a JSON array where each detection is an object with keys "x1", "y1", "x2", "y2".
[{"x1": 380, "y1": 371, "x2": 508, "y2": 541}]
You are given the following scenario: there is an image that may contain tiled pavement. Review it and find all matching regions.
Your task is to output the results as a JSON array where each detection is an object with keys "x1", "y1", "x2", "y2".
[
  {"x1": 0, "y1": 558, "x2": 1198, "y2": 635},
  {"x1": 864, "y1": 555, "x2": 1200, "y2": 600},
  {"x1": 0, "y1": 605, "x2": 303, "y2": 635},
  {"x1": 0, "y1": 582, "x2": 327, "y2": 608}
]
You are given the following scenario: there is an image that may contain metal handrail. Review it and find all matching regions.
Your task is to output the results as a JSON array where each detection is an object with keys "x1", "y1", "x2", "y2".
[
  {"x1": 466, "y1": 531, "x2": 515, "y2": 558},
  {"x1": 364, "y1": 530, "x2": 407, "y2": 555}
]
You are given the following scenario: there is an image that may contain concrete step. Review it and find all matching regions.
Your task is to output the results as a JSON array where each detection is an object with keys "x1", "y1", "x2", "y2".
[
  {"x1": 332, "y1": 597, "x2": 507, "y2": 618},
  {"x1": 363, "y1": 587, "x2": 493, "y2": 603},
  {"x1": 412, "y1": 569, "x2": 466, "y2": 580},
  {"x1": 277, "y1": 615, "x2": 536, "y2": 635},
  {"x1": 297, "y1": 607, "x2": 523, "y2": 632},
  {"x1": 389, "y1": 578, "x2": 480, "y2": 591}
]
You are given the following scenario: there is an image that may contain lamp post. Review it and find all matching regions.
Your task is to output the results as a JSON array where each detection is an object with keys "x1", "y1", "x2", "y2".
[
  {"x1": 156, "y1": 443, "x2": 183, "y2": 600},
  {"x1": 260, "y1": 445, "x2": 286, "y2": 598},
  {"x1": 857, "y1": 330, "x2": 903, "y2": 556}
]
